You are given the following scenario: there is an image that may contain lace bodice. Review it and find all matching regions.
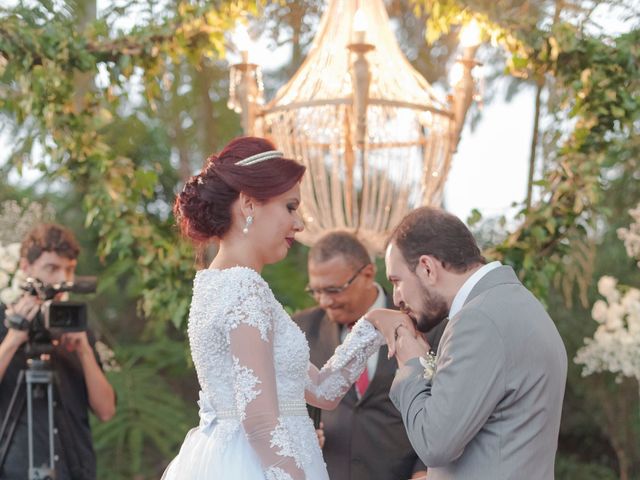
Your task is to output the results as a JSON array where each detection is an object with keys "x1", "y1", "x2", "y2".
[{"x1": 188, "y1": 267, "x2": 383, "y2": 480}]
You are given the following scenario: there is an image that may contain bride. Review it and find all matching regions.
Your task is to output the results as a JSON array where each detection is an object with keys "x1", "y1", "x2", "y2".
[{"x1": 163, "y1": 137, "x2": 385, "y2": 479}]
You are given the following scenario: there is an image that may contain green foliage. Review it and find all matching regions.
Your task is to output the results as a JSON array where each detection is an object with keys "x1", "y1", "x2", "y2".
[
  {"x1": 92, "y1": 339, "x2": 197, "y2": 480},
  {"x1": 264, "y1": 242, "x2": 315, "y2": 313},
  {"x1": 489, "y1": 27, "x2": 640, "y2": 302},
  {"x1": 410, "y1": 0, "x2": 640, "y2": 305},
  {"x1": 555, "y1": 454, "x2": 618, "y2": 480},
  {"x1": 0, "y1": 0, "x2": 257, "y2": 332}
]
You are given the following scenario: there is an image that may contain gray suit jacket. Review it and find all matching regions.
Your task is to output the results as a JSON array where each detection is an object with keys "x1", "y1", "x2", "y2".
[
  {"x1": 294, "y1": 294, "x2": 447, "y2": 480},
  {"x1": 390, "y1": 266, "x2": 567, "y2": 480}
]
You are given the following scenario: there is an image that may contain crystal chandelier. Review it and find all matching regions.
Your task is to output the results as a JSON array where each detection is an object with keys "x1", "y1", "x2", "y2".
[{"x1": 228, "y1": 0, "x2": 481, "y2": 253}]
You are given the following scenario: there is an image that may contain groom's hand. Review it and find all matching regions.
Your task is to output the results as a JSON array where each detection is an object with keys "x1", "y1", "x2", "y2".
[
  {"x1": 395, "y1": 333, "x2": 430, "y2": 368},
  {"x1": 365, "y1": 309, "x2": 416, "y2": 357}
]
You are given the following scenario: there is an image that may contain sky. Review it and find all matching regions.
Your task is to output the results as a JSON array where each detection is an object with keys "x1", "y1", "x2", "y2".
[{"x1": 445, "y1": 84, "x2": 533, "y2": 221}]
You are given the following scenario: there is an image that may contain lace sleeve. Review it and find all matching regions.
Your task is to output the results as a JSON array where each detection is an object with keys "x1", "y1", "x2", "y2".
[
  {"x1": 228, "y1": 286, "x2": 304, "y2": 480},
  {"x1": 305, "y1": 317, "x2": 384, "y2": 409}
]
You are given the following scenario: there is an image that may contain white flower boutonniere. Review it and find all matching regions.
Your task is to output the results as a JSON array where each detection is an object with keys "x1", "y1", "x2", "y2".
[{"x1": 419, "y1": 352, "x2": 437, "y2": 381}]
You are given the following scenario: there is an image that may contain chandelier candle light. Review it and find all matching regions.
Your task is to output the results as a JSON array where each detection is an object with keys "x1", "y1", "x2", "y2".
[{"x1": 228, "y1": 0, "x2": 482, "y2": 253}]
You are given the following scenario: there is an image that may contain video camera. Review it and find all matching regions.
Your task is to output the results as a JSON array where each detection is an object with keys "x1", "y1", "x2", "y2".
[
  {"x1": 0, "y1": 276, "x2": 99, "y2": 478},
  {"x1": 7, "y1": 277, "x2": 97, "y2": 350}
]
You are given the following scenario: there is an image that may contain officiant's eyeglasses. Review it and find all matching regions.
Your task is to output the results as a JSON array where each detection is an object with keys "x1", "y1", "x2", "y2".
[{"x1": 305, "y1": 264, "x2": 369, "y2": 298}]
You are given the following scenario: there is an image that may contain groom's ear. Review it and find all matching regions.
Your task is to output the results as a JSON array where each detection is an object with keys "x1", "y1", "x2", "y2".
[{"x1": 416, "y1": 255, "x2": 439, "y2": 286}]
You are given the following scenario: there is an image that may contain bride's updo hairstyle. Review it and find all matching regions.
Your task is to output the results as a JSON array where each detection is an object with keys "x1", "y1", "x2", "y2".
[{"x1": 174, "y1": 136, "x2": 305, "y2": 242}]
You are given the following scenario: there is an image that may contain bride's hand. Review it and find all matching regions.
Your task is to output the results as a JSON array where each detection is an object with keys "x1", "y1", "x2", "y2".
[{"x1": 364, "y1": 309, "x2": 417, "y2": 357}]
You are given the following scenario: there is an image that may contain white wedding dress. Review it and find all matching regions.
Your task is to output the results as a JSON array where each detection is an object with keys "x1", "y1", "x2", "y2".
[{"x1": 162, "y1": 266, "x2": 384, "y2": 479}]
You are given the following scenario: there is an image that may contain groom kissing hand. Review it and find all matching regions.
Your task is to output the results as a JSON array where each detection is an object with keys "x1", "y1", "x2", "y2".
[
  {"x1": 368, "y1": 207, "x2": 567, "y2": 480},
  {"x1": 364, "y1": 309, "x2": 429, "y2": 368},
  {"x1": 294, "y1": 231, "x2": 438, "y2": 480}
]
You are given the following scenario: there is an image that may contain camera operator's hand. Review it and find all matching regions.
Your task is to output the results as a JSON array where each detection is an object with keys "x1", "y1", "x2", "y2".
[
  {"x1": 4, "y1": 294, "x2": 42, "y2": 347},
  {"x1": 0, "y1": 294, "x2": 42, "y2": 382},
  {"x1": 59, "y1": 331, "x2": 92, "y2": 355}
]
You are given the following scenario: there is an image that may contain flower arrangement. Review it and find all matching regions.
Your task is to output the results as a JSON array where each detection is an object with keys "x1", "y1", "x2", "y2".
[
  {"x1": 0, "y1": 242, "x2": 26, "y2": 306},
  {"x1": 575, "y1": 203, "x2": 640, "y2": 384},
  {"x1": 94, "y1": 340, "x2": 121, "y2": 372},
  {"x1": 617, "y1": 204, "x2": 640, "y2": 268},
  {"x1": 0, "y1": 200, "x2": 54, "y2": 306}
]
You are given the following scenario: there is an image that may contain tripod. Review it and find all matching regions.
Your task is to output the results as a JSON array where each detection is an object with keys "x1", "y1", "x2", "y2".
[{"x1": 0, "y1": 355, "x2": 58, "y2": 480}]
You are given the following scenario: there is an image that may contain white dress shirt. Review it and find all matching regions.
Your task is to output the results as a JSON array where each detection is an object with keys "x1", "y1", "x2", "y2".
[{"x1": 448, "y1": 261, "x2": 501, "y2": 318}]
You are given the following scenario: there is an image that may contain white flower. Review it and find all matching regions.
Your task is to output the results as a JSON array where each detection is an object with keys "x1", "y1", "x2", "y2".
[
  {"x1": 622, "y1": 289, "x2": 640, "y2": 335},
  {"x1": 591, "y1": 300, "x2": 608, "y2": 324},
  {"x1": 597, "y1": 276, "x2": 619, "y2": 302},
  {"x1": 604, "y1": 303, "x2": 625, "y2": 331},
  {"x1": 593, "y1": 324, "x2": 608, "y2": 342},
  {"x1": 0, "y1": 244, "x2": 24, "y2": 306},
  {"x1": 10, "y1": 269, "x2": 27, "y2": 287},
  {"x1": 621, "y1": 288, "x2": 640, "y2": 310},
  {"x1": 6, "y1": 243, "x2": 20, "y2": 262},
  {"x1": 94, "y1": 341, "x2": 121, "y2": 372},
  {"x1": 0, "y1": 270, "x2": 9, "y2": 290},
  {"x1": 618, "y1": 203, "x2": 640, "y2": 262},
  {"x1": 0, "y1": 256, "x2": 16, "y2": 273},
  {"x1": 0, "y1": 286, "x2": 21, "y2": 306},
  {"x1": 0, "y1": 242, "x2": 20, "y2": 273},
  {"x1": 419, "y1": 353, "x2": 437, "y2": 381}
]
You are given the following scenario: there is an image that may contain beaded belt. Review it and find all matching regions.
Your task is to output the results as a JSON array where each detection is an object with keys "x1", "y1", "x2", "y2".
[
  {"x1": 215, "y1": 401, "x2": 308, "y2": 420},
  {"x1": 198, "y1": 391, "x2": 308, "y2": 432}
]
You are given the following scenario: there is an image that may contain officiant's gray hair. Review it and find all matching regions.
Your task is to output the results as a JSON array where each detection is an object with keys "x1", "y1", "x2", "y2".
[
  {"x1": 388, "y1": 207, "x2": 485, "y2": 274},
  {"x1": 309, "y1": 231, "x2": 373, "y2": 269}
]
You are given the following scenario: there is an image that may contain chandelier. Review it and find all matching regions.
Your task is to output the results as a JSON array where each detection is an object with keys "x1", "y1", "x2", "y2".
[{"x1": 228, "y1": 0, "x2": 481, "y2": 253}]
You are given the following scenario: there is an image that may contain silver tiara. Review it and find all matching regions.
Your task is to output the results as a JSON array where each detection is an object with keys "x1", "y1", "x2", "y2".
[{"x1": 235, "y1": 150, "x2": 283, "y2": 167}]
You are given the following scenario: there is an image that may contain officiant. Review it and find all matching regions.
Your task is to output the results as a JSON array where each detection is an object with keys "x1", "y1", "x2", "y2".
[{"x1": 294, "y1": 231, "x2": 446, "y2": 480}]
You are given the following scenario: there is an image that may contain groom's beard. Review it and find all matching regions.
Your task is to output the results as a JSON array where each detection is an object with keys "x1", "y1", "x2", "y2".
[{"x1": 414, "y1": 285, "x2": 449, "y2": 333}]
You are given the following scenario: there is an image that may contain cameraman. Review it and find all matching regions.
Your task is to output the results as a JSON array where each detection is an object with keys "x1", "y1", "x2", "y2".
[{"x1": 0, "y1": 223, "x2": 115, "y2": 479}]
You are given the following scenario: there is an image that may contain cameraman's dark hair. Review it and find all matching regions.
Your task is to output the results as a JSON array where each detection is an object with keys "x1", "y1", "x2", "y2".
[
  {"x1": 388, "y1": 207, "x2": 485, "y2": 273},
  {"x1": 21, "y1": 224, "x2": 80, "y2": 264},
  {"x1": 174, "y1": 136, "x2": 306, "y2": 243},
  {"x1": 309, "y1": 231, "x2": 372, "y2": 269}
]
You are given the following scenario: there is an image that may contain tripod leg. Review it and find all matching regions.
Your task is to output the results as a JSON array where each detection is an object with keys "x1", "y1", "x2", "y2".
[
  {"x1": 26, "y1": 368, "x2": 55, "y2": 480},
  {"x1": 47, "y1": 381, "x2": 54, "y2": 473},
  {"x1": 0, "y1": 370, "x2": 26, "y2": 474}
]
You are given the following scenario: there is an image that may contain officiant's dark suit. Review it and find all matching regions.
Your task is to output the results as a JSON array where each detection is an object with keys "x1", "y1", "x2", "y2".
[{"x1": 293, "y1": 231, "x2": 446, "y2": 480}]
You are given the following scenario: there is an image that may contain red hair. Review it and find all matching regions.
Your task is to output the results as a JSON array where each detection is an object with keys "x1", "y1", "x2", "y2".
[{"x1": 174, "y1": 137, "x2": 305, "y2": 242}]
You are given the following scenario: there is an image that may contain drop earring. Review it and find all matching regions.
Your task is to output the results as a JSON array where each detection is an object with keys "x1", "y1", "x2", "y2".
[{"x1": 242, "y1": 215, "x2": 253, "y2": 234}]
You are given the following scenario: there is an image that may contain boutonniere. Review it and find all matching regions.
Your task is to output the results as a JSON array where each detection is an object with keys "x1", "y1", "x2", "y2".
[{"x1": 419, "y1": 351, "x2": 437, "y2": 381}]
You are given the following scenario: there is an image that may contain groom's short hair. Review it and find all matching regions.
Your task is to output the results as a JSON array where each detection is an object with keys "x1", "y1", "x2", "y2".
[{"x1": 388, "y1": 207, "x2": 485, "y2": 273}]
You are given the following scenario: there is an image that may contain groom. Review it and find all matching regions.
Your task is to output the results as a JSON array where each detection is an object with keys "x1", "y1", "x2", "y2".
[{"x1": 367, "y1": 207, "x2": 567, "y2": 479}]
